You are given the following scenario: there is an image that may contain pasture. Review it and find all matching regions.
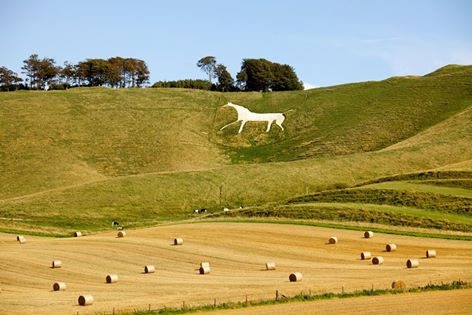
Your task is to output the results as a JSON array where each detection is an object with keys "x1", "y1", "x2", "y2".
[
  {"x1": 1, "y1": 222, "x2": 471, "y2": 314},
  {"x1": 1, "y1": 66, "x2": 472, "y2": 236}
]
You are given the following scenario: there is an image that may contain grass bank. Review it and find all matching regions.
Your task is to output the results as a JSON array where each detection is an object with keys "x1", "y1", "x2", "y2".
[{"x1": 130, "y1": 281, "x2": 470, "y2": 315}]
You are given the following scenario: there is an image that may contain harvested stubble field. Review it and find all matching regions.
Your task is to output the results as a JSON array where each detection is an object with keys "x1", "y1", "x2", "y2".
[
  {"x1": 207, "y1": 289, "x2": 472, "y2": 315},
  {"x1": 0, "y1": 222, "x2": 471, "y2": 315}
]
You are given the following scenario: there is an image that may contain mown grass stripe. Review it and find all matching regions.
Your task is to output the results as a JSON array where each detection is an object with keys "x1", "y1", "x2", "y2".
[{"x1": 130, "y1": 281, "x2": 470, "y2": 315}]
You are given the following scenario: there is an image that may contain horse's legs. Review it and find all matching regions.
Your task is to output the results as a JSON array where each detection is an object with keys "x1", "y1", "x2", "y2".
[
  {"x1": 276, "y1": 120, "x2": 285, "y2": 131},
  {"x1": 220, "y1": 120, "x2": 239, "y2": 131},
  {"x1": 266, "y1": 120, "x2": 273, "y2": 132},
  {"x1": 238, "y1": 120, "x2": 247, "y2": 133}
]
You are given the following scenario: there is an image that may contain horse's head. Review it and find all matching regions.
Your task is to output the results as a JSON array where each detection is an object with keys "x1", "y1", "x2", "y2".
[{"x1": 222, "y1": 102, "x2": 249, "y2": 116}]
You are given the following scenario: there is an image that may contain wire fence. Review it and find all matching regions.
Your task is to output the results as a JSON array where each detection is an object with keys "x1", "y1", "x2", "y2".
[{"x1": 71, "y1": 279, "x2": 468, "y2": 315}]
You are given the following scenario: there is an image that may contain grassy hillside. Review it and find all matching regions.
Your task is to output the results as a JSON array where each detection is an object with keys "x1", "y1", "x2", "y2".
[
  {"x1": 0, "y1": 88, "x2": 229, "y2": 199},
  {"x1": 215, "y1": 64, "x2": 472, "y2": 162},
  {"x1": 222, "y1": 170, "x2": 472, "y2": 234},
  {"x1": 0, "y1": 65, "x2": 471, "y2": 235}
]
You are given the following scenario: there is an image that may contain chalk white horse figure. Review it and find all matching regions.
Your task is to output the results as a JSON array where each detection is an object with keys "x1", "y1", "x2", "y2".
[{"x1": 220, "y1": 102, "x2": 285, "y2": 134}]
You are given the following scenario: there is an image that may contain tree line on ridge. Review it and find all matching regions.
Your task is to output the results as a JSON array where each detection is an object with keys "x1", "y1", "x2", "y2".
[{"x1": 1, "y1": 54, "x2": 303, "y2": 92}]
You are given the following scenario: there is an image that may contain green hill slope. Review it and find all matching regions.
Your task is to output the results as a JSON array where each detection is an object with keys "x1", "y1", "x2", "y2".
[
  {"x1": 215, "y1": 64, "x2": 472, "y2": 162},
  {"x1": 1, "y1": 65, "x2": 471, "y2": 200},
  {"x1": 220, "y1": 170, "x2": 472, "y2": 235},
  {"x1": 0, "y1": 65, "x2": 471, "y2": 235},
  {"x1": 0, "y1": 88, "x2": 227, "y2": 199}
]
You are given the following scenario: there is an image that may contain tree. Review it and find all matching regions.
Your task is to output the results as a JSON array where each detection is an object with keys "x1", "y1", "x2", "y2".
[
  {"x1": 134, "y1": 59, "x2": 150, "y2": 87},
  {"x1": 215, "y1": 64, "x2": 234, "y2": 91},
  {"x1": 106, "y1": 57, "x2": 123, "y2": 88},
  {"x1": 237, "y1": 59, "x2": 273, "y2": 91},
  {"x1": 152, "y1": 79, "x2": 212, "y2": 90},
  {"x1": 197, "y1": 56, "x2": 217, "y2": 82},
  {"x1": 76, "y1": 59, "x2": 110, "y2": 86},
  {"x1": 236, "y1": 58, "x2": 302, "y2": 92},
  {"x1": 60, "y1": 61, "x2": 76, "y2": 87},
  {"x1": 236, "y1": 68, "x2": 247, "y2": 90},
  {"x1": 21, "y1": 54, "x2": 58, "y2": 89},
  {"x1": 271, "y1": 64, "x2": 303, "y2": 91},
  {"x1": 37, "y1": 57, "x2": 59, "y2": 88},
  {"x1": 21, "y1": 54, "x2": 40, "y2": 89},
  {"x1": 123, "y1": 58, "x2": 137, "y2": 87},
  {"x1": 0, "y1": 66, "x2": 23, "y2": 91}
]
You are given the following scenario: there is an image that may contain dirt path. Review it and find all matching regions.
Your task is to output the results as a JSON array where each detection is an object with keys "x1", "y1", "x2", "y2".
[{"x1": 0, "y1": 222, "x2": 471, "y2": 315}]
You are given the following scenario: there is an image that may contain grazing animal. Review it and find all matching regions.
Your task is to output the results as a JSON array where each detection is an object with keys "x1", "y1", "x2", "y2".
[
  {"x1": 193, "y1": 208, "x2": 208, "y2": 214},
  {"x1": 220, "y1": 102, "x2": 285, "y2": 133},
  {"x1": 112, "y1": 221, "x2": 124, "y2": 230}
]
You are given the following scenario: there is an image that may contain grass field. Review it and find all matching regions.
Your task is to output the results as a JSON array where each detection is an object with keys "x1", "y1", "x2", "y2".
[
  {"x1": 1, "y1": 102, "x2": 471, "y2": 234},
  {"x1": 1, "y1": 222, "x2": 471, "y2": 315},
  {"x1": 219, "y1": 169, "x2": 472, "y2": 235},
  {"x1": 1, "y1": 65, "x2": 472, "y2": 235}
]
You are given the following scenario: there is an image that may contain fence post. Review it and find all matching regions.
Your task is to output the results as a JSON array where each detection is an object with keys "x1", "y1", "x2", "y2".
[
  {"x1": 245, "y1": 294, "x2": 248, "y2": 304},
  {"x1": 276, "y1": 290, "x2": 279, "y2": 301},
  {"x1": 371, "y1": 283, "x2": 374, "y2": 292},
  {"x1": 214, "y1": 298, "x2": 217, "y2": 307},
  {"x1": 112, "y1": 308, "x2": 115, "y2": 315},
  {"x1": 148, "y1": 304, "x2": 151, "y2": 311},
  {"x1": 342, "y1": 286, "x2": 344, "y2": 294}
]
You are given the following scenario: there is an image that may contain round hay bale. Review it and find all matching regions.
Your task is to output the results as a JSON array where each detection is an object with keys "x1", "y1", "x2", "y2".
[
  {"x1": 328, "y1": 236, "x2": 338, "y2": 244},
  {"x1": 106, "y1": 274, "x2": 119, "y2": 283},
  {"x1": 117, "y1": 231, "x2": 126, "y2": 237},
  {"x1": 364, "y1": 231, "x2": 374, "y2": 238},
  {"x1": 265, "y1": 262, "x2": 276, "y2": 270},
  {"x1": 386, "y1": 244, "x2": 397, "y2": 252},
  {"x1": 17, "y1": 235, "x2": 26, "y2": 244},
  {"x1": 53, "y1": 282, "x2": 66, "y2": 291},
  {"x1": 200, "y1": 261, "x2": 210, "y2": 268},
  {"x1": 406, "y1": 259, "x2": 419, "y2": 268},
  {"x1": 144, "y1": 265, "x2": 155, "y2": 273},
  {"x1": 426, "y1": 249, "x2": 437, "y2": 258},
  {"x1": 361, "y1": 251, "x2": 372, "y2": 260},
  {"x1": 391, "y1": 280, "x2": 406, "y2": 290},
  {"x1": 74, "y1": 231, "x2": 82, "y2": 237},
  {"x1": 78, "y1": 294, "x2": 94, "y2": 306},
  {"x1": 199, "y1": 266, "x2": 211, "y2": 274},
  {"x1": 174, "y1": 237, "x2": 183, "y2": 245},
  {"x1": 372, "y1": 256, "x2": 384, "y2": 265},
  {"x1": 289, "y1": 272, "x2": 302, "y2": 282},
  {"x1": 52, "y1": 260, "x2": 62, "y2": 268}
]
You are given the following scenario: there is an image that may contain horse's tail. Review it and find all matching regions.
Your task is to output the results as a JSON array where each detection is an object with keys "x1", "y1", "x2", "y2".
[{"x1": 283, "y1": 109, "x2": 296, "y2": 114}]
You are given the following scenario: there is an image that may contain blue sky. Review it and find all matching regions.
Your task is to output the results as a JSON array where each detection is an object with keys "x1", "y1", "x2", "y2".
[{"x1": 1, "y1": 0, "x2": 471, "y2": 88}]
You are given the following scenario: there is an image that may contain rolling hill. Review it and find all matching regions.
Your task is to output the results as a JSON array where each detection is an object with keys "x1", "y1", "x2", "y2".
[{"x1": 0, "y1": 65, "x2": 471, "y2": 235}]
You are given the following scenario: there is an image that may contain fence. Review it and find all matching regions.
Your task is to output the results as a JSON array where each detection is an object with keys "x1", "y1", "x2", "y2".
[{"x1": 71, "y1": 279, "x2": 467, "y2": 315}]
